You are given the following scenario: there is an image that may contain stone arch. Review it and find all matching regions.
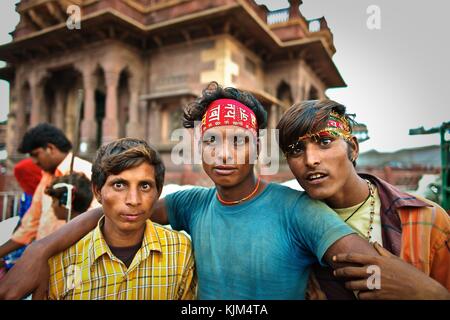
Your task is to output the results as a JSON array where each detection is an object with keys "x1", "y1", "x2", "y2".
[
  {"x1": 276, "y1": 80, "x2": 293, "y2": 108},
  {"x1": 308, "y1": 86, "x2": 319, "y2": 100}
]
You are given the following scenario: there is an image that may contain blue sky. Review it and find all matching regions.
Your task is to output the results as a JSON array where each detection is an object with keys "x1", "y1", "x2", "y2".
[{"x1": 1, "y1": 0, "x2": 448, "y2": 152}]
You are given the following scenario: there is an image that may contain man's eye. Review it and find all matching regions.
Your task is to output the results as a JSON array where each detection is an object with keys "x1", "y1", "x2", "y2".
[
  {"x1": 319, "y1": 138, "x2": 333, "y2": 146},
  {"x1": 291, "y1": 147, "x2": 304, "y2": 155},
  {"x1": 141, "y1": 183, "x2": 151, "y2": 191},
  {"x1": 233, "y1": 136, "x2": 246, "y2": 146},
  {"x1": 287, "y1": 143, "x2": 304, "y2": 157},
  {"x1": 203, "y1": 136, "x2": 216, "y2": 145},
  {"x1": 114, "y1": 182, "x2": 125, "y2": 189}
]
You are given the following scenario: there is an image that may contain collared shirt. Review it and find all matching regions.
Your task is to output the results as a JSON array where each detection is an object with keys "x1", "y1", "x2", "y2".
[
  {"x1": 12, "y1": 153, "x2": 98, "y2": 244},
  {"x1": 48, "y1": 218, "x2": 196, "y2": 300},
  {"x1": 334, "y1": 185, "x2": 383, "y2": 245},
  {"x1": 362, "y1": 173, "x2": 450, "y2": 289},
  {"x1": 313, "y1": 173, "x2": 450, "y2": 299}
]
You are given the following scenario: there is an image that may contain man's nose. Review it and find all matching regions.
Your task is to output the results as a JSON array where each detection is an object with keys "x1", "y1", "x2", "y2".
[
  {"x1": 126, "y1": 188, "x2": 141, "y2": 206},
  {"x1": 304, "y1": 143, "x2": 321, "y2": 168},
  {"x1": 216, "y1": 142, "x2": 234, "y2": 164}
]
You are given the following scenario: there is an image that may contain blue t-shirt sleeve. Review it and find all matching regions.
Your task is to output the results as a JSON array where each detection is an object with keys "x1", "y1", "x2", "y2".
[
  {"x1": 164, "y1": 187, "x2": 210, "y2": 233},
  {"x1": 292, "y1": 194, "x2": 356, "y2": 266}
]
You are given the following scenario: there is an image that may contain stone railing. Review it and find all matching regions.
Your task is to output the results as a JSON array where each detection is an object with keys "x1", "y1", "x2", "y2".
[
  {"x1": 0, "y1": 191, "x2": 21, "y2": 222},
  {"x1": 266, "y1": 8, "x2": 289, "y2": 25}
]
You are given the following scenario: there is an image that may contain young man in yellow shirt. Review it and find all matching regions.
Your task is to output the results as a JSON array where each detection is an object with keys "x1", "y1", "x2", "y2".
[{"x1": 47, "y1": 138, "x2": 196, "y2": 300}]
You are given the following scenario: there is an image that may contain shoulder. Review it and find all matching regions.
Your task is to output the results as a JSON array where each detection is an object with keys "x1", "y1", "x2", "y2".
[
  {"x1": 266, "y1": 183, "x2": 306, "y2": 200},
  {"x1": 47, "y1": 230, "x2": 95, "y2": 299},
  {"x1": 415, "y1": 196, "x2": 449, "y2": 226},
  {"x1": 269, "y1": 183, "x2": 326, "y2": 207},
  {"x1": 399, "y1": 195, "x2": 448, "y2": 221},
  {"x1": 164, "y1": 186, "x2": 215, "y2": 203},
  {"x1": 48, "y1": 229, "x2": 94, "y2": 271},
  {"x1": 397, "y1": 195, "x2": 450, "y2": 242},
  {"x1": 152, "y1": 223, "x2": 192, "y2": 249},
  {"x1": 266, "y1": 184, "x2": 335, "y2": 223}
]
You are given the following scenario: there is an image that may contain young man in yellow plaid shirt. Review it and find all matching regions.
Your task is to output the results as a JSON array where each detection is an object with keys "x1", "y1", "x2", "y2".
[{"x1": 47, "y1": 138, "x2": 196, "y2": 300}]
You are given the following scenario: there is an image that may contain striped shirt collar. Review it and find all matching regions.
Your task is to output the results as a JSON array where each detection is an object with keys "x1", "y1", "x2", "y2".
[
  {"x1": 359, "y1": 173, "x2": 431, "y2": 256},
  {"x1": 358, "y1": 173, "x2": 430, "y2": 215},
  {"x1": 89, "y1": 216, "x2": 163, "y2": 269}
]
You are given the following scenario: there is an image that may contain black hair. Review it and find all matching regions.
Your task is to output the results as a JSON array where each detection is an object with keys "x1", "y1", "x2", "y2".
[
  {"x1": 18, "y1": 123, "x2": 72, "y2": 154},
  {"x1": 277, "y1": 99, "x2": 357, "y2": 166},
  {"x1": 183, "y1": 81, "x2": 268, "y2": 131},
  {"x1": 91, "y1": 138, "x2": 165, "y2": 193},
  {"x1": 45, "y1": 173, "x2": 93, "y2": 214}
]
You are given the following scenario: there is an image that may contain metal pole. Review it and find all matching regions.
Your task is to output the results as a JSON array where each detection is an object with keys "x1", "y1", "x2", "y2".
[
  {"x1": 2, "y1": 194, "x2": 7, "y2": 221},
  {"x1": 440, "y1": 123, "x2": 449, "y2": 210},
  {"x1": 410, "y1": 122, "x2": 450, "y2": 210},
  {"x1": 13, "y1": 194, "x2": 19, "y2": 217}
]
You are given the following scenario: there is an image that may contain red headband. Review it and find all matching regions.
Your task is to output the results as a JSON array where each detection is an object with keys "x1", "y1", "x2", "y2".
[{"x1": 201, "y1": 99, "x2": 258, "y2": 136}]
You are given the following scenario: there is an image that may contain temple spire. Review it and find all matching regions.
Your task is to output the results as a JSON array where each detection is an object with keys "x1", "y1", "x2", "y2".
[{"x1": 288, "y1": 0, "x2": 303, "y2": 20}]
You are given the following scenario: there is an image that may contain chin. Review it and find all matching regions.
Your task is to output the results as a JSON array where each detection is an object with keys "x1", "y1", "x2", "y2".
[
  {"x1": 217, "y1": 179, "x2": 243, "y2": 189},
  {"x1": 208, "y1": 174, "x2": 236, "y2": 187},
  {"x1": 118, "y1": 222, "x2": 146, "y2": 233},
  {"x1": 303, "y1": 188, "x2": 332, "y2": 201}
]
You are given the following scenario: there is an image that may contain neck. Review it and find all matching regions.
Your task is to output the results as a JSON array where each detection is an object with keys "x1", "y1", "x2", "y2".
[
  {"x1": 216, "y1": 172, "x2": 263, "y2": 204},
  {"x1": 51, "y1": 152, "x2": 69, "y2": 174},
  {"x1": 102, "y1": 218, "x2": 145, "y2": 248},
  {"x1": 326, "y1": 173, "x2": 369, "y2": 209}
]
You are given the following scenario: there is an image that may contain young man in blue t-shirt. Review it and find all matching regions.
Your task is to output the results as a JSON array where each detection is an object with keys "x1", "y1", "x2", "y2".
[{"x1": 0, "y1": 82, "x2": 378, "y2": 300}]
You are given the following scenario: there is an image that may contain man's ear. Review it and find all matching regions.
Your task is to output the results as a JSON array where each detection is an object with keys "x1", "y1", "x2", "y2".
[
  {"x1": 93, "y1": 185, "x2": 102, "y2": 204},
  {"x1": 45, "y1": 143, "x2": 57, "y2": 154},
  {"x1": 349, "y1": 136, "x2": 360, "y2": 162}
]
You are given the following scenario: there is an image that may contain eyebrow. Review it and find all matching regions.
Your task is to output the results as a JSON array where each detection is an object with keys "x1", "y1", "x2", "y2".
[{"x1": 109, "y1": 177, "x2": 155, "y2": 185}]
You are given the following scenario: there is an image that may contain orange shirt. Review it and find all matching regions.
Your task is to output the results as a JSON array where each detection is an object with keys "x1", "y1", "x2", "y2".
[
  {"x1": 12, "y1": 153, "x2": 98, "y2": 245},
  {"x1": 313, "y1": 174, "x2": 449, "y2": 299},
  {"x1": 362, "y1": 173, "x2": 449, "y2": 290},
  {"x1": 398, "y1": 198, "x2": 450, "y2": 289}
]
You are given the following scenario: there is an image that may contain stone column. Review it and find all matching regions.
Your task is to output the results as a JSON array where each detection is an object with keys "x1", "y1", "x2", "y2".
[
  {"x1": 295, "y1": 61, "x2": 306, "y2": 103},
  {"x1": 6, "y1": 78, "x2": 23, "y2": 158},
  {"x1": 138, "y1": 99, "x2": 148, "y2": 139},
  {"x1": 126, "y1": 75, "x2": 141, "y2": 138},
  {"x1": 161, "y1": 109, "x2": 169, "y2": 144},
  {"x1": 270, "y1": 104, "x2": 278, "y2": 129},
  {"x1": 319, "y1": 87, "x2": 326, "y2": 99},
  {"x1": 147, "y1": 101, "x2": 161, "y2": 145},
  {"x1": 79, "y1": 67, "x2": 98, "y2": 154},
  {"x1": 102, "y1": 70, "x2": 120, "y2": 144},
  {"x1": 29, "y1": 70, "x2": 47, "y2": 126},
  {"x1": 54, "y1": 90, "x2": 65, "y2": 129},
  {"x1": 304, "y1": 81, "x2": 311, "y2": 100},
  {"x1": 75, "y1": 60, "x2": 98, "y2": 153}
]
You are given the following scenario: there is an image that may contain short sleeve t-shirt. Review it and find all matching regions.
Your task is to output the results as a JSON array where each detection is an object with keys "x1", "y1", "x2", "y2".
[{"x1": 165, "y1": 183, "x2": 355, "y2": 299}]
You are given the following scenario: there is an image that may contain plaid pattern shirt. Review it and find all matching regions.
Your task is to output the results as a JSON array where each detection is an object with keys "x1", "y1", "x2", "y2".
[
  {"x1": 48, "y1": 217, "x2": 196, "y2": 300},
  {"x1": 314, "y1": 173, "x2": 450, "y2": 299},
  {"x1": 363, "y1": 174, "x2": 450, "y2": 289}
]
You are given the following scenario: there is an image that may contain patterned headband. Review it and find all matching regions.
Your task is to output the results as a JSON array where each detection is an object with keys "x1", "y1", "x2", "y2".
[
  {"x1": 201, "y1": 99, "x2": 258, "y2": 136},
  {"x1": 287, "y1": 111, "x2": 352, "y2": 152},
  {"x1": 298, "y1": 111, "x2": 352, "y2": 142}
]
